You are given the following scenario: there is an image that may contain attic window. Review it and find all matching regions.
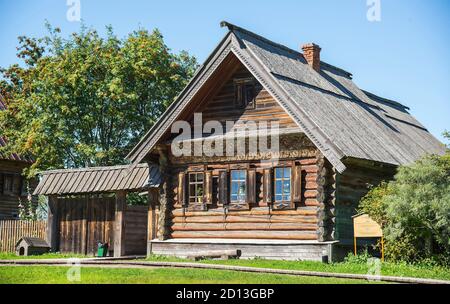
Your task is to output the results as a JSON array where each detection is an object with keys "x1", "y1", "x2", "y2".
[{"x1": 235, "y1": 78, "x2": 257, "y2": 109}]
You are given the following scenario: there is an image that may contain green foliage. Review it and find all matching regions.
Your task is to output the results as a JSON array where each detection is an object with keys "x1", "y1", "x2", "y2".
[
  {"x1": 343, "y1": 250, "x2": 373, "y2": 264},
  {"x1": 358, "y1": 144, "x2": 450, "y2": 265},
  {"x1": 126, "y1": 192, "x2": 147, "y2": 206},
  {"x1": 0, "y1": 23, "x2": 198, "y2": 177}
]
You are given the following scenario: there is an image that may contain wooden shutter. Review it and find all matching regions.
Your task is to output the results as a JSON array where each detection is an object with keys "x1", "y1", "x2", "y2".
[
  {"x1": 247, "y1": 169, "x2": 257, "y2": 206},
  {"x1": 292, "y1": 165, "x2": 302, "y2": 204},
  {"x1": 177, "y1": 172, "x2": 188, "y2": 206},
  {"x1": 218, "y1": 171, "x2": 228, "y2": 206},
  {"x1": 263, "y1": 169, "x2": 273, "y2": 205},
  {"x1": 204, "y1": 171, "x2": 213, "y2": 205}
]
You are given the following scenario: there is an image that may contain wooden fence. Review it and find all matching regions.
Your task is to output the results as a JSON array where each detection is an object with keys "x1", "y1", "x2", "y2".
[{"x1": 0, "y1": 220, "x2": 47, "y2": 253}]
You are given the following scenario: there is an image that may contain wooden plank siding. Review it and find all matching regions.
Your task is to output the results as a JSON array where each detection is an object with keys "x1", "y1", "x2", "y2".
[
  {"x1": 0, "y1": 220, "x2": 47, "y2": 253},
  {"x1": 185, "y1": 64, "x2": 298, "y2": 131},
  {"x1": 124, "y1": 205, "x2": 148, "y2": 255},
  {"x1": 57, "y1": 196, "x2": 115, "y2": 255}
]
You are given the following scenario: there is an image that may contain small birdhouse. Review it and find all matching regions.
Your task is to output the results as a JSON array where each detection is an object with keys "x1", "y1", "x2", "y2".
[{"x1": 15, "y1": 237, "x2": 50, "y2": 256}]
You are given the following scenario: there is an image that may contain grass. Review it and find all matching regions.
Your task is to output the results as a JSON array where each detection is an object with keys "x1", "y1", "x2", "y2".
[
  {"x1": 0, "y1": 252, "x2": 87, "y2": 260},
  {"x1": 0, "y1": 266, "x2": 376, "y2": 284},
  {"x1": 145, "y1": 255, "x2": 450, "y2": 281}
]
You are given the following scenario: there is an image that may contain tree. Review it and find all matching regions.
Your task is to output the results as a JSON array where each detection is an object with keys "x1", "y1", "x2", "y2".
[
  {"x1": 359, "y1": 132, "x2": 450, "y2": 264},
  {"x1": 0, "y1": 24, "x2": 198, "y2": 177}
]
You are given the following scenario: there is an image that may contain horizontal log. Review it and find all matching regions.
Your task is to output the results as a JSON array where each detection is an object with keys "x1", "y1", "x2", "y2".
[
  {"x1": 187, "y1": 250, "x2": 240, "y2": 261},
  {"x1": 298, "y1": 158, "x2": 318, "y2": 165},
  {"x1": 171, "y1": 230, "x2": 318, "y2": 240},
  {"x1": 172, "y1": 207, "x2": 318, "y2": 217},
  {"x1": 302, "y1": 165, "x2": 318, "y2": 174},
  {"x1": 304, "y1": 190, "x2": 319, "y2": 198},
  {"x1": 304, "y1": 199, "x2": 320, "y2": 207},
  {"x1": 172, "y1": 222, "x2": 318, "y2": 232},
  {"x1": 172, "y1": 215, "x2": 318, "y2": 224}
]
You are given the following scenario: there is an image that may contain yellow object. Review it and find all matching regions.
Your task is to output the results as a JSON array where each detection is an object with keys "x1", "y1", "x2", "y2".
[{"x1": 352, "y1": 213, "x2": 384, "y2": 261}]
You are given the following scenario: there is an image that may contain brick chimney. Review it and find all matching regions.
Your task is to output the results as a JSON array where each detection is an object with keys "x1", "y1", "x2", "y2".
[{"x1": 302, "y1": 43, "x2": 321, "y2": 72}]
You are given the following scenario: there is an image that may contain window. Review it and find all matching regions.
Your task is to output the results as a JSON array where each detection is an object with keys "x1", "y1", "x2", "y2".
[
  {"x1": 3, "y1": 174, "x2": 13, "y2": 195},
  {"x1": 274, "y1": 168, "x2": 291, "y2": 203},
  {"x1": 188, "y1": 173, "x2": 204, "y2": 204},
  {"x1": 235, "y1": 78, "x2": 256, "y2": 109},
  {"x1": 230, "y1": 170, "x2": 247, "y2": 203}
]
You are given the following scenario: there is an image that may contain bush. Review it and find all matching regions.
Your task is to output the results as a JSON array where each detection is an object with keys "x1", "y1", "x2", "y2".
[{"x1": 359, "y1": 135, "x2": 450, "y2": 265}]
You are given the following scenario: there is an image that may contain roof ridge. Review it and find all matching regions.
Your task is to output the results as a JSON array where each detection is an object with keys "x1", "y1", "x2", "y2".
[
  {"x1": 362, "y1": 90, "x2": 410, "y2": 110},
  {"x1": 220, "y1": 21, "x2": 353, "y2": 78}
]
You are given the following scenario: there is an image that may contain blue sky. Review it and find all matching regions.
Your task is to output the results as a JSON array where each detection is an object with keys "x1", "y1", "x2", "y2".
[{"x1": 0, "y1": 0, "x2": 449, "y2": 142}]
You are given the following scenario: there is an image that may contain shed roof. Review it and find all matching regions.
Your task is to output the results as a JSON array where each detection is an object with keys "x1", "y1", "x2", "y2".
[
  {"x1": 33, "y1": 163, "x2": 161, "y2": 196},
  {"x1": 126, "y1": 22, "x2": 445, "y2": 173}
]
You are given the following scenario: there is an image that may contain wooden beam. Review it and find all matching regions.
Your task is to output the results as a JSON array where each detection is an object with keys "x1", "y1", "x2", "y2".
[
  {"x1": 47, "y1": 195, "x2": 60, "y2": 252},
  {"x1": 147, "y1": 189, "x2": 158, "y2": 242},
  {"x1": 114, "y1": 191, "x2": 126, "y2": 257},
  {"x1": 157, "y1": 146, "x2": 171, "y2": 241}
]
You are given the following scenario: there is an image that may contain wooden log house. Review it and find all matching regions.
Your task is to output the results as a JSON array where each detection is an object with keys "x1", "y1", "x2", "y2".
[
  {"x1": 33, "y1": 22, "x2": 445, "y2": 261},
  {"x1": 125, "y1": 22, "x2": 445, "y2": 261}
]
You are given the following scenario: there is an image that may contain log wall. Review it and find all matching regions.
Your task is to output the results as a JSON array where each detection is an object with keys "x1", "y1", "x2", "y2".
[
  {"x1": 334, "y1": 160, "x2": 396, "y2": 246},
  {"x1": 0, "y1": 160, "x2": 31, "y2": 220},
  {"x1": 168, "y1": 153, "x2": 324, "y2": 241}
]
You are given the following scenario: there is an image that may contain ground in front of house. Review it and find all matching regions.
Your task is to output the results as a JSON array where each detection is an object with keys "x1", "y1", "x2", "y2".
[{"x1": 0, "y1": 265, "x2": 376, "y2": 284}]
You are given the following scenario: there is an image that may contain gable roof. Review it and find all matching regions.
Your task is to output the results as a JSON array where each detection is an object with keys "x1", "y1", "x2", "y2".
[
  {"x1": 33, "y1": 163, "x2": 161, "y2": 196},
  {"x1": 16, "y1": 237, "x2": 50, "y2": 248},
  {"x1": 0, "y1": 95, "x2": 33, "y2": 163},
  {"x1": 127, "y1": 22, "x2": 445, "y2": 173}
]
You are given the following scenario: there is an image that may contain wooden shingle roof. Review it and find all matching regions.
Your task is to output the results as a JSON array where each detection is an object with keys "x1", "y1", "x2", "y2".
[
  {"x1": 33, "y1": 163, "x2": 160, "y2": 196},
  {"x1": 127, "y1": 21, "x2": 445, "y2": 173}
]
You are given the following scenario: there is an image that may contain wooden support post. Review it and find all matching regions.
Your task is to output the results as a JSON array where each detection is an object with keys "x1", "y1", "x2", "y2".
[
  {"x1": 114, "y1": 191, "x2": 126, "y2": 257},
  {"x1": 381, "y1": 237, "x2": 385, "y2": 262},
  {"x1": 47, "y1": 195, "x2": 60, "y2": 252},
  {"x1": 354, "y1": 237, "x2": 357, "y2": 256},
  {"x1": 157, "y1": 146, "x2": 171, "y2": 241},
  {"x1": 148, "y1": 189, "x2": 158, "y2": 241}
]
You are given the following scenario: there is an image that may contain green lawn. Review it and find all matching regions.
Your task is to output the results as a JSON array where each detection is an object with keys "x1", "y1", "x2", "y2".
[
  {"x1": 0, "y1": 253, "x2": 86, "y2": 260},
  {"x1": 0, "y1": 266, "x2": 375, "y2": 284},
  {"x1": 1, "y1": 252, "x2": 447, "y2": 283},
  {"x1": 146, "y1": 255, "x2": 450, "y2": 282}
]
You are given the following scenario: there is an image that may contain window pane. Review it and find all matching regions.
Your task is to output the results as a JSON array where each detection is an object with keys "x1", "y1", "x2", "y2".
[
  {"x1": 231, "y1": 182, "x2": 238, "y2": 195},
  {"x1": 275, "y1": 180, "x2": 282, "y2": 195},
  {"x1": 197, "y1": 173, "x2": 204, "y2": 182},
  {"x1": 284, "y1": 168, "x2": 291, "y2": 179},
  {"x1": 238, "y1": 182, "x2": 246, "y2": 196},
  {"x1": 275, "y1": 195, "x2": 283, "y2": 202},
  {"x1": 283, "y1": 181, "x2": 291, "y2": 194},
  {"x1": 275, "y1": 168, "x2": 282, "y2": 179},
  {"x1": 231, "y1": 170, "x2": 247, "y2": 202}
]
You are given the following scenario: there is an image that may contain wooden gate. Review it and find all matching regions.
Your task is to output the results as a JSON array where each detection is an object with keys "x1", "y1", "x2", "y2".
[{"x1": 57, "y1": 197, "x2": 115, "y2": 255}]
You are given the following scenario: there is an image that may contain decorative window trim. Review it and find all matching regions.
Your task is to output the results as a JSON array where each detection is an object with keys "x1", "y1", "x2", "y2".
[
  {"x1": 271, "y1": 165, "x2": 299, "y2": 211},
  {"x1": 188, "y1": 172, "x2": 205, "y2": 208},
  {"x1": 230, "y1": 169, "x2": 247, "y2": 205}
]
